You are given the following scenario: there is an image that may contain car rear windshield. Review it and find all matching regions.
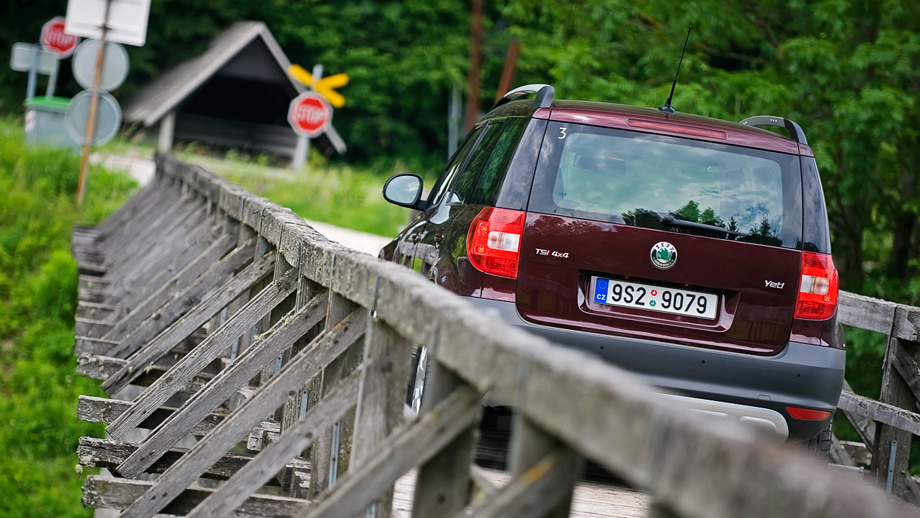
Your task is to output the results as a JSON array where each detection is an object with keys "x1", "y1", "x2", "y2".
[{"x1": 528, "y1": 122, "x2": 803, "y2": 249}]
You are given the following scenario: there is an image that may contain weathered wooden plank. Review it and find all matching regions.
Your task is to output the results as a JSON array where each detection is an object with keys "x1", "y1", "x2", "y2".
[
  {"x1": 117, "y1": 309, "x2": 366, "y2": 517},
  {"x1": 100, "y1": 232, "x2": 237, "y2": 336},
  {"x1": 82, "y1": 475, "x2": 309, "y2": 517},
  {"x1": 306, "y1": 291, "x2": 362, "y2": 499},
  {"x1": 303, "y1": 386, "x2": 481, "y2": 518},
  {"x1": 74, "y1": 337, "x2": 120, "y2": 356},
  {"x1": 105, "y1": 266, "x2": 298, "y2": 439},
  {"x1": 81, "y1": 179, "x2": 173, "y2": 262},
  {"x1": 839, "y1": 380, "x2": 877, "y2": 456},
  {"x1": 102, "y1": 217, "x2": 220, "y2": 306},
  {"x1": 868, "y1": 337, "x2": 915, "y2": 499},
  {"x1": 893, "y1": 305, "x2": 920, "y2": 342},
  {"x1": 102, "y1": 199, "x2": 210, "y2": 284},
  {"x1": 102, "y1": 192, "x2": 202, "y2": 273},
  {"x1": 506, "y1": 411, "x2": 580, "y2": 518},
  {"x1": 456, "y1": 447, "x2": 580, "y2": 518},
  {"x1": 88, "y1": 174, "x2": 161, "y2": 239},
  {"x1": 103, "y1": 224, "x2": 230, "y2": 318},
  {"x1": 115, "y1": 293, "x2": 333, "y2": 478},
  {"x1": 77, "y1": 301, "x2": 116, "y2": 320},
  {"x1": 77, "y1": 355, "x2": 212, "y2": 394},
  {"x1": 102, "y1": 251, "x2": 276, "y2": 392},
  {"x1": 837, "y1": 390, "x2": 920, "y2": 436},
  {"x1": 838, "y1": 291, "x2": 898, "y2": 335},
  {"x1": 75, "y1": 318, "x2": 113, "y2": 338},
  {"x1": 890, "y1": 339, "x2": 920, "y2": 404},
  {"x1": 348, "y1": 314, "x2": 412, "y2": 517},
  {"x1": 184, "y1": 371, "x2": 361, "y2": 518},
  {"x1": 103, "y1": 239, "x2": 256, "y2": 360},
  {"x1": 77, "y1": 354, "x2": 126, "y2": 380},
  {"x1": 78, "y1": 437, "x2": 252, "y2": 479},
  {"x1": 411, "y1": 346, "x2": 477, "y2": 518},
  {"x1": 77, "y1": 395, "x2": 225, "y2": 435}
]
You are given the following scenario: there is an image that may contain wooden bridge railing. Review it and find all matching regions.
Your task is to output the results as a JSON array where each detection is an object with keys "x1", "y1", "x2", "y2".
[
  {"x1": 835, "y1": 292, "x2": 920, "y2": 502},
  {"x1": 71, "y1": 154, "x2": 917, "y2": 517}
]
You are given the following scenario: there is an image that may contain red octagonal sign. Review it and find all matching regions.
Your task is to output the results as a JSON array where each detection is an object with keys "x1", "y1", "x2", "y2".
[
  {"x1": 41, "y1": 16, "x2": 78, "y2": 59},
  {"x1": 288, "y1": 92, "x2": 332, "y2": 138}
]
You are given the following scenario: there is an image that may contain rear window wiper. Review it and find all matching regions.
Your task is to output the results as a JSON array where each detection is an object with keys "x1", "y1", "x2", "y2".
[{"x1": 661, "y1": 214, "x2": 751, "y2": 239}]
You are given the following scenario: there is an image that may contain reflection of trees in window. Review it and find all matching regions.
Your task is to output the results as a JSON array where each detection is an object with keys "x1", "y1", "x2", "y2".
[
  {"x1": 621, "y1": 208, "x2": 664, "y2": 229},
  {"x1": 751, "y1": 216, "x2": 777, "y2": 238},
  {"x1": 674, "y1": 200, "x2": 725, "y2": 228}
]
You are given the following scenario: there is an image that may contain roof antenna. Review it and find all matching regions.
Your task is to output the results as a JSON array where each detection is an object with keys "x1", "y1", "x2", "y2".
[{"x1": 659, "y1": 26, "x2": 692, "y2": 114}]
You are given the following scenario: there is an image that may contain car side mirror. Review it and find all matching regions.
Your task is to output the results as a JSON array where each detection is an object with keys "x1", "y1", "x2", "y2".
[{"x1": 383, "y1": 173, "x2": 425, "y2": 209}]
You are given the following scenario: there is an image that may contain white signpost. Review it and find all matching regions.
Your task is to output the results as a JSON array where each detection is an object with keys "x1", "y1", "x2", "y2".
[
  {"x1": 65, "y1": 0, "x2": 151, "y2": 47},
  {"x1": 64, "y1": 0, "x2": 150, "y2": 205}
]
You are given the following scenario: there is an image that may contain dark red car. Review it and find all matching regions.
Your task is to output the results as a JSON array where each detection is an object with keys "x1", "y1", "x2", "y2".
[{"x1": 380, "y1": 85, "x2": 844, "y2": 452}]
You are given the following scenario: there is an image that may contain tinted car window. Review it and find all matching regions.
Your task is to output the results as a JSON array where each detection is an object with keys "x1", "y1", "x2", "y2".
[
  {"x1": 469, "y1": 118, "x2": 530, "y2": 206},
  {"x1": 428, "y1": 125, "x2": 484, "y2": 207},
  {"x1": 528, "y1": 122, "x2": 803, "y2": 248},
  {"x1": 448, "y1": 122, "x2": 503, "y2": 205}
]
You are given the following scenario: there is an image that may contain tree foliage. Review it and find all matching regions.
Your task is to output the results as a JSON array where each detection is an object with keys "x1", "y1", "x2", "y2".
[{"x1": 1, "y1": 0, "x2": 918, "y2": 300}]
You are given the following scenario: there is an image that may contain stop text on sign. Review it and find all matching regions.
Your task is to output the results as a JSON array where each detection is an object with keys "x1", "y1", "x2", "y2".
[
  {"x1": 287, "y1": 92, "x2": 332, "y2": 138},
  {"x1": 41, "y1": 16, "x2": 78, "y2": 58}
]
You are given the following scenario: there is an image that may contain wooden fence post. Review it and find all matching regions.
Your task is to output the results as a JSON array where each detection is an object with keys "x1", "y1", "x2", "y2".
[
  {"x1": 870, "y1": 336, "x2": 915, "y2": 499},
  {"x1": 350, "y1": 304, "x2": 412, "y2": 517},
  {"x1": 412, "y1": 325, "x2": 479, "y2": 516}
]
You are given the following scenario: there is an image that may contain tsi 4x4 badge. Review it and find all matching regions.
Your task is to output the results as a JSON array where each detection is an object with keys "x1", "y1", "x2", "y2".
[{"x1": 380, "y1": 83, "x2": 844, "y2": 456}]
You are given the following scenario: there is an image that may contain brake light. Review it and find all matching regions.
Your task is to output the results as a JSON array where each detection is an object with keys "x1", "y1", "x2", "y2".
[
  {"x1": 467, "y1": 208, "x2": 526, "y2": 278},
  {"x1": 794, "y1": 252, "x2": 839, "y2": 320},
  {"x1": 785, "y1": 406, "x2": 832, "y2": 421}
]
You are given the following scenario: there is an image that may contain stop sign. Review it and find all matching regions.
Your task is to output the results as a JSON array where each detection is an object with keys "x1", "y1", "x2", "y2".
[
  {"x1": 41, "y1": 16, "x2": 78, "y2": 59},
  {"x1": 288, "y1": 92, "x2": 332, "y2": 138}
]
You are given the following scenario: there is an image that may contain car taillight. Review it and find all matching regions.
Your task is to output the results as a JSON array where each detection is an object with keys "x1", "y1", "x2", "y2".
[
  {"x1": 785, "y1": 406, "x2": 832, "y2": 421},
  {"x1": 467, "y1": 207, "x2": 525, "y2": 279},
  {"x1": 794, "y1": 251, "x2": 839, "y2": 320}
]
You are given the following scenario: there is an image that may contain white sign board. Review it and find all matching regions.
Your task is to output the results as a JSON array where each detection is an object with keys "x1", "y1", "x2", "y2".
[
  {"x1": 10, "y1": 43, "x2": 58, "y2": 74},
  {"x1": 65, "y1": 0, "x2": 151, "y2": 47}
]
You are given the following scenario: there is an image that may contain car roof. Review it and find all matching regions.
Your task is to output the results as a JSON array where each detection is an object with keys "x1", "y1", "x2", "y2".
[{"x1": 511, "y1": 99, "x2": 809, "y2": 156}]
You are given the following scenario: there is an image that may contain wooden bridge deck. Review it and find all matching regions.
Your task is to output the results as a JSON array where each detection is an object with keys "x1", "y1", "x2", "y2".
[{"x1": 391, "y1": 470, "x2": 649, "y2": 518}]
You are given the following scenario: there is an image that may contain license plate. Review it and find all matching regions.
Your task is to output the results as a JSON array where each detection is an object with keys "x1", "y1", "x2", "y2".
[{"x1": 592, "y1": 277, "x2": 718, "y2": 320}]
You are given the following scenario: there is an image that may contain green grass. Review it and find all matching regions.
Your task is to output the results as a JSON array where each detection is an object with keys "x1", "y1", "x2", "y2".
[
  {"x1": 176, "y1": 147, "x2": 433, "y2": 238},
  {"x1": 0, "y1": 116, "x2": 138, "y2": 517}
]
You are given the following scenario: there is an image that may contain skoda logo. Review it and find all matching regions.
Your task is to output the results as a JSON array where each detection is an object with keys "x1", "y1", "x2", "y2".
[{"x1": 650, "y1": 242, "x2": 677, "y2": 269}]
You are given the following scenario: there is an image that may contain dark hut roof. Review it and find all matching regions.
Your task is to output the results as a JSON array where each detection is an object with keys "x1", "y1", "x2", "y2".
[{"x1": 124, "y1": 21, "x2": 345, "y2": 153}]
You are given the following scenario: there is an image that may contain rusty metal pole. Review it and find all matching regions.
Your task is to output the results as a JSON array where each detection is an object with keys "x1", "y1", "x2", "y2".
[
  {"x1": 76, "y1": 0, "x2": 113, "y2": 206},
  {"x1": 494, "y1": 39, "x2": 520, "y2": 103},
  {"x1": 465, "y1": 0, "x2": 483, "y2": 132}
]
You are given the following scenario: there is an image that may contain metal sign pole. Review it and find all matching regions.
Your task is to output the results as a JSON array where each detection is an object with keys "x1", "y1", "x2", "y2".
[
  {"x1": 26, "y1": 49, "x2": 39, "y2": 99},
  {"x1": 46, "y1": 59, "x2": 60, "y2": 98},
  {"x1": 76, "y1": 0, "x2": 112, "y2": 206}
]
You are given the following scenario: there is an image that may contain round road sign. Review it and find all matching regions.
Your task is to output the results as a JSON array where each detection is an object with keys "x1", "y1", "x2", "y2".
[
  {"x1": 65, "y1": 90, "x2": 122, "y2": 145},
  {"x1": 288, "y1": 92, "x2": 332, "y2": 138},
  {"x1": 41, "y1": 17, "x2": 78, "y2": 59},
  {"x1": 72, "y1": 40, "x2": 130, "y2": 91}
]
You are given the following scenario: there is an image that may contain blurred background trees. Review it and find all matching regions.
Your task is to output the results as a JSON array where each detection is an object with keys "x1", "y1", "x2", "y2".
[{"x1": 1, "y1": 0, "x2": 917, "y2": 302}]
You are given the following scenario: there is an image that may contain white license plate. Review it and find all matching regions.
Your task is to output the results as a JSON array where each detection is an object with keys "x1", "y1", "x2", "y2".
[{"x1": 592, "y1": 277, "x2": 718, "y2": 320}]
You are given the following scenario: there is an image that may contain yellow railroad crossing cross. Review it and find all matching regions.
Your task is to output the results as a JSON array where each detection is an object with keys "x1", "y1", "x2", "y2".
[{"x1": 288, "y1": 64, "x2": 348, "y2": 108}]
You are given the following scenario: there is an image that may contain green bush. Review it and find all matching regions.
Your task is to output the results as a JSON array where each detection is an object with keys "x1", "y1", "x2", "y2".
[{"x1": 0, "y1": 117, "x2": 137, "y2": 517}]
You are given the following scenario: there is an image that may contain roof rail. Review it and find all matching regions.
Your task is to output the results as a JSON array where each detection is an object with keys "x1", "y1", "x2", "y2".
[
  {"x1": 492, "y1": 84, "x2": 555, "y2": 110},
  {"x1": 739, "y1": 116, "x2": 808, "y2": 145}
]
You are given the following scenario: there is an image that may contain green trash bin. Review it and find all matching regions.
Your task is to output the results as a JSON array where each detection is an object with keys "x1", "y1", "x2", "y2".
[{"x1": 24, "y1": 97, "x2": 77, "y2": 150}]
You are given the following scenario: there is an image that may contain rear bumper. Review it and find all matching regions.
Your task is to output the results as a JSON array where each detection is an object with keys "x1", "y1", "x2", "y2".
[{"x1": 470, "y1": 297, "x2": 845, "y2": 441}]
